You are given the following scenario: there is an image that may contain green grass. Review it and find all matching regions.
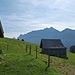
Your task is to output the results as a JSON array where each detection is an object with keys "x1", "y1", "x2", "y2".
[{"x1": 0, "y1": 38, "x2": 75, "y2": 75}]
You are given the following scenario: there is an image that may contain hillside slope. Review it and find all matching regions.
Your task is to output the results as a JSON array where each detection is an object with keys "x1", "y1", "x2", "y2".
[{"x1": 0, "y1": 38, "x2": 75, "y2": 75}]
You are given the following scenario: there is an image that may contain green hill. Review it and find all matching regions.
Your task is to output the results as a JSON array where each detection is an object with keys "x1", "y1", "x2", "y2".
[{"x1": 0, "y1": 38, "x2": 75, "y2": 75}]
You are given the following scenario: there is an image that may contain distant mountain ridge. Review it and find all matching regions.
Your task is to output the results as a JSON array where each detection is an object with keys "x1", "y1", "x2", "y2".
[{"x1": 18, "y1": 27, "x2": 75, "y2": 51}]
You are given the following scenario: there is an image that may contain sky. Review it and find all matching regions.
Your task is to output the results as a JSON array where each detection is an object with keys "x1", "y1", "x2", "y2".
[{"x1": 0, "y1": 0, "x2": 75, "y2": 38}]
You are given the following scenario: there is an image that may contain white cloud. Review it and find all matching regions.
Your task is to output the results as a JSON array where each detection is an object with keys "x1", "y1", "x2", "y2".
[
  {"x1": 1, "y1": 0, "x2": 75, "y2": 38},
  {"x1": 18, "y1": 0, "x2": 71, "y2": 10},
  {"x1": 5, "y1": 32, "x2": 19, "y2": 38}
]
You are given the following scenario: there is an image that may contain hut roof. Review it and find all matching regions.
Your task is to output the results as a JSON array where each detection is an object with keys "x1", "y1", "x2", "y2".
[
  {"x1": 0, "y1": 21, "x2": 4, "y2": 33},
  {"x1": 40, "y1": 39, "x2": 66, "y2": 49},
  {"x1": 0, "y1": 21, "x2": 4, "y2": 38}
]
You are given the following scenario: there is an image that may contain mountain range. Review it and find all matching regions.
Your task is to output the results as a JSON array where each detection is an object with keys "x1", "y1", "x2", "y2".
[{"x1": 18, "y1": 27, "x2": 75, "y2": 51}]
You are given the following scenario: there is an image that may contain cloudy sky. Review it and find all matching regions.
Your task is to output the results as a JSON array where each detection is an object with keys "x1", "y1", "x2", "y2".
[{"x1": 0, "y1": 0, "x2": 75, "y2": 38}]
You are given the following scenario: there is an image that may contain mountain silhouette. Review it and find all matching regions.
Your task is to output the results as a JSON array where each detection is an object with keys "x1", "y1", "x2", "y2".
[{"x1": 18, "y1": 27, "x2": 75, "y2": 51}]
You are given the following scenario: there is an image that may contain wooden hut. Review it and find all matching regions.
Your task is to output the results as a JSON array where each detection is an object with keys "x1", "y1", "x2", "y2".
[
  {"x1": 0, "y1": 21, "x2": 4, "y2": 38},
  {"x1": 40, "y1": 39, "x2": 67, "y2": 58},
  {"x1": 70, "y1": 45, "x2": 75, "y2": 53}
]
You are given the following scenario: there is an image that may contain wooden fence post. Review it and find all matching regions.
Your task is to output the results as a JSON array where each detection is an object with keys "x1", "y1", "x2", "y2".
[
  {"x1": 29, "y1": 45, "x2": 31, "y2": 54},
  {"x1": 48, "y1": 49, "x2": 50, "y2": 67},
  {"x1": 36, "y1": 46, "x2": 37, "y2": 59}
]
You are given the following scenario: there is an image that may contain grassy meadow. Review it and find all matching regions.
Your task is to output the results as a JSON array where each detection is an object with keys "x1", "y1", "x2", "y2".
[{"x1": 0, "y1": 38, "x2": 75, "y2": 75}]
